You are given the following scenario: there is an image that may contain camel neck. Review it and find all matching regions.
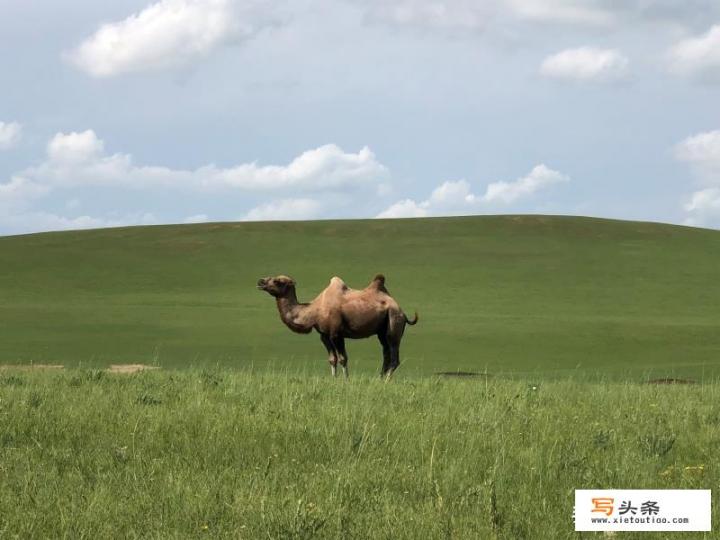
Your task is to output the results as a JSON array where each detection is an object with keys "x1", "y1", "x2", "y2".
[{"x1": 275, "y1": 288, "x2": 313, "y2": 333}]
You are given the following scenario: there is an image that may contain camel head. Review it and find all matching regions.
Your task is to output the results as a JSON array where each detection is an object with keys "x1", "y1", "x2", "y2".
[{"x1": 257, "y1": 275, "x2": 296, "y2": 298}]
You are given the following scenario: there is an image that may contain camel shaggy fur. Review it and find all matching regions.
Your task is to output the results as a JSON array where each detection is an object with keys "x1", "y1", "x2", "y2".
[{"x1": 257, "y1": 274, "x2": 418, "y2": 378}]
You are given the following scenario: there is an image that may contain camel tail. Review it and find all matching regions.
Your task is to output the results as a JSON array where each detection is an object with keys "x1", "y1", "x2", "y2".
[{"x1": 405, "y1": 311, "x2": 419, "y2": 326}]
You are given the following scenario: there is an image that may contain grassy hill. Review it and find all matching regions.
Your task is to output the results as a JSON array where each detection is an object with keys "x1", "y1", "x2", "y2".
[{"x1": 1, "y1": 215, "x2": 719, "y2": 380}]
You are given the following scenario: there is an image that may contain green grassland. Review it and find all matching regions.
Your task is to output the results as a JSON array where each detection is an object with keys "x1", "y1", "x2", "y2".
[
  {"x1": 2, "y1": 216, "x2": 720, "y2": 538},
  {"x1": 2, "y1": 215, "x2": 720, "y2": 380},
  {"x1": 0, "y1": 368, "x2": 716, "y2": 539}
]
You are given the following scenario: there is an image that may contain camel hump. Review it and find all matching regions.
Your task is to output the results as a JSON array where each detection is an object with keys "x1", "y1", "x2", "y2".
[
  {"x1": 329, "y1": 276, "x2": 348, "y2": 291},
  {"x1": 369, "y1": 273, "x2": 388, "y2": 292}
]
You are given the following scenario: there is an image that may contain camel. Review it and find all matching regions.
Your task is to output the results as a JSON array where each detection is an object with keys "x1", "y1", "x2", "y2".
[{"x1": 257, "y1": 274, "x2": 418, "y2": 378}]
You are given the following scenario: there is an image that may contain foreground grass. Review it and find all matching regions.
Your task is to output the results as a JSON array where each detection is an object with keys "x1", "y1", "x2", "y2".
[{"x1": 0, "y1": 369, "x2": 717, "y2": 539}]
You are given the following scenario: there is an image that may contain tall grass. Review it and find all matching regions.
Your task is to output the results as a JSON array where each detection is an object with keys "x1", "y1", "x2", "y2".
[{"x1": 0, "y1": 369, "x2": 717, "y2": 538}]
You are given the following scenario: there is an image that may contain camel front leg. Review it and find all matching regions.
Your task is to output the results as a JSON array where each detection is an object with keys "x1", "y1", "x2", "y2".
[
  {"x1": 334, "y1": 337, "x2": 349, "y2": 379},
  {"x1": 320, "y1": 333, "x2": 338, "y2": 377}
]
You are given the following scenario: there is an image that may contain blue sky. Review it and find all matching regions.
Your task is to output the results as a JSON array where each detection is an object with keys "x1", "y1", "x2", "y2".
[{"x1": 1, "y1": 0, "x2": 719, "y2": 235}]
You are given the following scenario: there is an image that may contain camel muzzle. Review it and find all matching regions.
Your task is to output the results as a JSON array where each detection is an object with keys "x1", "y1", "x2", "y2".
[{"x1": 257, "y1": 278, "x2": 267, "y2": 290}]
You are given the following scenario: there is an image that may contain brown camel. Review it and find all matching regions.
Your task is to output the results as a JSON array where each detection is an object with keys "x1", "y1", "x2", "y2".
[{"x1": 257, "y1": 274, "x2": 418, "y2": 378}]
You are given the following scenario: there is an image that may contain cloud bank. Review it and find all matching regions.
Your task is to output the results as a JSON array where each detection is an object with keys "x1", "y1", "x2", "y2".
[
  {"x1": 1, "y1": 129, "x2": 572, "y2": 233},
  {"x1": 377, "y1": 165, "x2": 569, "y2": 218},
  {"x1": 0, "y1": 129, "x2": 388, "y2": 234},
  {"x1": 9, "y1": 130, "x2": 387, "y2": 193},
  {"x1": 358, "y1": 0, "x2": 720, "y2": 30}
]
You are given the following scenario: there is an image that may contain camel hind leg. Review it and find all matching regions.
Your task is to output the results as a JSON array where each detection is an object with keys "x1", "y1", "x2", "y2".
[
  {"x1": 378, "y1": 332, "x2": 391, "y2": 377},
  {"x1": 377, "y1": 312, "x2": 394, "y2": 377},
  {"x1": 385, "y1": 310, "x2": 407, "y2": 378}
]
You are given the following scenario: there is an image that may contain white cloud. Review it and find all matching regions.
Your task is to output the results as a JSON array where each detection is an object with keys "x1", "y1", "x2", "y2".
[
  {"x1": 376, "y1": 180, "x2": 478, "y2": 219},
  {"x1": 683, "y1": 188, "x2": 720, "y2": 227},
  {"x1": 377, "y1": 165, "x2": 569, "y2": 218},
  {"x1": 507, "y1": 0, "x2": 611, "y2": 25},
  {"x1": 209, "y1": 145, "x2": 388, "y2": 191},
  {"x1": 676, "y1": 130, "x2": 720, "y2": 226},
  {"x1": 183, "y1": 213, "x2": 210, "y2": 223},
  {"x1": 0, "y1": 121, "x2": 22, "y2": 150},
  {"x1": 482, "y1": 164, "x2": 569, "y2": 203},
  {"x1": 14, "y1": 130, "x2": 387, "y2": 195},
  {"x1": 669, "y1": 25, "x2": 720, "y2": 83},
  {"x1": 376, "y1": 199, "x2": 429, "y2": 219},
  {"x1": 540, "y1": 47, "x2": 629, "y2": 82},
  {"x1": 675, "y1": 130, "x2": 720, "y2": 184},
  {"x1": 47, "y1": 130, "x2": 105, "y2": 162},
  {"x1": 685, "y1": 188, "x2": 720, "y2": 212},
  {"x1": 242, "y1": 198, "x2": 322, "y2": 221},
  {"x1": 361, "y1": 1, "x2": 495, "y2": 31},
  {"x1": 428, "y1": 179, "x2": 477, "y2": 207},
  {"x1": 67, "y1": 0, "x2": 276, "y2": 77}
]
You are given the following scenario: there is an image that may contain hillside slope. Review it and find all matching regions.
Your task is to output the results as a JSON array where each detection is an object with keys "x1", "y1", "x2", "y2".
[{"x1": 1, "y1": 215, "x2": 719, "y2": 379}]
